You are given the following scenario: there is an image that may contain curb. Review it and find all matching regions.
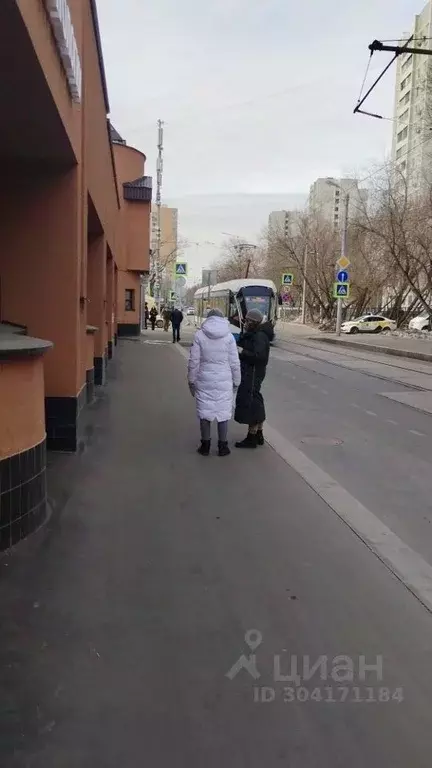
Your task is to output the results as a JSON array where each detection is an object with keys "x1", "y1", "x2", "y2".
[{"x1": 308, "y1": 336, "x2": 432, "y2": 363}]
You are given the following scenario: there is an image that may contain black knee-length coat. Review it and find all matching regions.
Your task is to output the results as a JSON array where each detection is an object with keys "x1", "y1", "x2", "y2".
[{"x1": 234, "y1": 324, "x2": 272, "y2": 425}]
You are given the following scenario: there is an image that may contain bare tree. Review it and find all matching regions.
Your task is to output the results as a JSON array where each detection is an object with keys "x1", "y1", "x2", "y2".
[
  {"x1": 353, "y1": 167, "x2": 432, "y2": 323},
  {"x1": 211, "y1": 238, "x2": 265, "y2": 282},
  {"x1": 184, "y1": 282, "x2": 201, "y2": 306},
  {"x1": 265, "y1": 212, "x2": 343, "y2": 322},
  {"x1": 149, "y1": 238, "x2": 187, "y2": 298}
]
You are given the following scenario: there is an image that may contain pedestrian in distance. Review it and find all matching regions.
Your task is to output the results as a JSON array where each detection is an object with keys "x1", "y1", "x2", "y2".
[
  {"x1": 188, "y1": 308, "x2": 241, "y2": 456},
  {"x1": 149, "y1": 306, "x2": 157, "y2": 331},
  {"x1": 234, "y1": 309, "x2": 272, "y2": 448},
  {"x1": 144, "y1": 302, "x2": 149, "y2": 330},
  {"x1": 162, "y1": 306, "x2": 172, "y2": 332},
  {"x1": 171, "y1": 307, "x2": 184, "y2": 343}
]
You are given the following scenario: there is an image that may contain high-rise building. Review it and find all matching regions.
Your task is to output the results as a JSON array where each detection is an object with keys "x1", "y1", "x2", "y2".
[
  {"x1": 309, "y1": 178, "x2": 367, "y2": 229},
  {"x1": 151, "y1": 205, "x2": 178, "y2": 298},
  {"x1": 268, "y1": 210, "x2": 302, "y2": 239},
  {"x1": 391, "y1": 2, "x2": 432, "y2": 193}
]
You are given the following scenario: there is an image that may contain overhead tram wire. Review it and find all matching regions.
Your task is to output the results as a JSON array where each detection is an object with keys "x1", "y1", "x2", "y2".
[
  {"x1": 354, "y1": 34, "x2": 432, "y2": 121},
  {"x1": 357, "y1": 50, "x2": 374, "y2": 105},
  {"x1": 354, "y1": 35, "x2": 414, "y2": 119},
  {"x1": 379, "y1": 37, "x2": 432, "y2": 43}
]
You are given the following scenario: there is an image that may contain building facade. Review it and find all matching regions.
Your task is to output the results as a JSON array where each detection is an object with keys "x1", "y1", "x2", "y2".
[
  {"x1": 112, "y1": 129, "x2": 151, "y2": 336},
  {"x1": 0, "y1": 0, "x2": 150, "y2": 550},
  {"x1": 151, "y1": 205, "x2": 178, "y2": 300},
  {"x1": 309, "y1": 178, "x2": 367, "y2": 229},
  {"x1": 392, "y1": 1, "x2": 432, "y2": 193},
  {"x1": 268, "y1": 210, "x2": 302, "y2": 239}
]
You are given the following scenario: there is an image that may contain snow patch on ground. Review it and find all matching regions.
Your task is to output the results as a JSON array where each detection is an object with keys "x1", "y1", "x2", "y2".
[{"x1": 389, "y1": 329, "x2": 432, "y2": 342}]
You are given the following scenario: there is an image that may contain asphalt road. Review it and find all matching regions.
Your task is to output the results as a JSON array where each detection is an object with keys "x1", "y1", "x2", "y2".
[
  {"x1": 266, "y1": 338, "x2": 432, "y2": 567},
  {"x1": 2, "y1": 335, "x2": 432, "y2": 767}
]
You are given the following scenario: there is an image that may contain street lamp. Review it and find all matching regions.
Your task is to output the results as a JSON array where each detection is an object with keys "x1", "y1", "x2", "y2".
[
  {"x1": 221, "y1": 233, "x2": 258, "y2": 279},
  {"x1": 326, "y1": 179, "x2": 350, "y2": 336}
]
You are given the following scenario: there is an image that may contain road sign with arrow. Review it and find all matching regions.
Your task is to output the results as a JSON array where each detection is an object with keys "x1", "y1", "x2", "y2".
[{"x1": 337, "y1": 270, "x2": 349, "y2": 283}]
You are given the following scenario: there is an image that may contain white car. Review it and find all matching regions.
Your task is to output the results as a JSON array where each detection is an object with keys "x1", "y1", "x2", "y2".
[
  {"x1": 408, "y1": 314, "x2": 431, "y2": 332},
  {"x1": 341, "y1": 315, "x2": 397, "y2": 335},
  {"x1": 186, "y1": 307, "x2": 195, "y2": 316}
]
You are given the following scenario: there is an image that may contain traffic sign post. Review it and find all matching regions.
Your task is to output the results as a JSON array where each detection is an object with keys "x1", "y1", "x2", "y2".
[
  {"x1": 281, "y1": 273, "x2": 294, "y2": 286},
  {"x1": 202, "y1": 269, "x2": 218, "y2": 304},
  {"x1": 333, "y1": 282, "x2": 350, "y2": 299},
  {"x1": 175, "y1": 262, "x2": 188, "y2": 277},
  {"x1": 335, "y1": 191, "x2": 350, "y2": 335}
]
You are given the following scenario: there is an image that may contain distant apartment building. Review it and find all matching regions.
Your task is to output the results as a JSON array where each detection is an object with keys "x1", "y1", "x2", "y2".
[
  {"x1": 268, "y1": 210, "x2": 302, "y2": 239},
  {"x1": 309, "y1": 178, "x2": 367, "y2": 229},
  {"x1": 392, "y1": 1, "x2": 432, "y2": 192},
  {"x1": 151, "y1": 205, "x2": 178, "y2": 298}
]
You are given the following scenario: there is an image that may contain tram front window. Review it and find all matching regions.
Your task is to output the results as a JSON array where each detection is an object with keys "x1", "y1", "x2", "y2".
[{"x1": 244, "y1": 295, "x2": 270, "y2": 321}]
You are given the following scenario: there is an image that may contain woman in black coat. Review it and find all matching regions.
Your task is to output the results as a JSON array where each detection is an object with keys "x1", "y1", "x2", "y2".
[{"x1": 234, "y1": 309, "x2": 271, "y2": 449}]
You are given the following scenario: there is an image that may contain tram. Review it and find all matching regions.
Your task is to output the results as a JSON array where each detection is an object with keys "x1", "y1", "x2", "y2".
[{"x1": 194, "y1": 279, "x2": 279, "y2": 338}]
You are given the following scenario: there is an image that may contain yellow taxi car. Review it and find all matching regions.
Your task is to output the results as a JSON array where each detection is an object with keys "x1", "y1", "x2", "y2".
[{"x1": 341, "y1": 314, "x2": 397, "y2": 335}]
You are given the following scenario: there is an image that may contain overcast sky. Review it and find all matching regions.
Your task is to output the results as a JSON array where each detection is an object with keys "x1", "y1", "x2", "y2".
[{"x1": 97, "y1": 0, "x2": 423, "y2": 282}]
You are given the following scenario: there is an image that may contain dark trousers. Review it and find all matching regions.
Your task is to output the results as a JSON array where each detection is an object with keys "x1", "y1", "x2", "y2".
[{"x1": 172, "y1": 324, "x2": 181, "y2": 342}]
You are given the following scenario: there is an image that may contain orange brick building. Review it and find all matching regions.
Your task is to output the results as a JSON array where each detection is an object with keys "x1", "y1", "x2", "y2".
[{"x1": 0, "y1": 0, "x2": 151, "y2": 549}]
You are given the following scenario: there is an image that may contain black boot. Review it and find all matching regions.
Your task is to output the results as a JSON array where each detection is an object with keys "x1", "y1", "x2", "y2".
[
  {"x1": 218, "y1": 441, "x2": 231, "y2": 457},
  {"x1": 197, "y1": 440, "x2": 211, "y2": 456},
  {"x1": 235, "y1": 432, "x2": 257, "y2": 449},
  {"x1": 256, "y1": 429, "x2": 264, "y2": 446}
]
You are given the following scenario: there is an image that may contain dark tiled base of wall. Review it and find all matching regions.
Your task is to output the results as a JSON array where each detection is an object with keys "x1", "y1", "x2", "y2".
[
  {"x1": 94, "y1": 355, "x2": 107, "y2": 386},
  {"x1": 86, "y1": 368, "x2": 95, "y2": 404},
  {"x1": 114, "y1": 333, "x2": 118, "y2": 347},
  {"x1": 108, "y1": 340, "x2": 113, "y2": 360},
  {"x1": 117, "y1": 323, "x2": 140, "y2": 337},
  {"x1": 45, "y1": 386, "x2": 87, "y2": 452},
  {"x1": 0, "y1": 439, "x2": 47, "y2": 551}
]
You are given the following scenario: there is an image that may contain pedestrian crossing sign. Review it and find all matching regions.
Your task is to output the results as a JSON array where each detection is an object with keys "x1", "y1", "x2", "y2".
[
  {"x1": 333, "y1": 282, "x2": 350, "y2": 298},
  {"x1": 282, "y1": 273, "x2": 294, "y2": 286},
  {"x1": 175, "y1": 262, "x2": 188, "y2": 276}
]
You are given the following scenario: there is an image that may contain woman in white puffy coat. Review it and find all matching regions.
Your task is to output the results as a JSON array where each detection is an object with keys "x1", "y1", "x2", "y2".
[{"x1": 188, "y1": 309, "x2": 241, "y2": 456}]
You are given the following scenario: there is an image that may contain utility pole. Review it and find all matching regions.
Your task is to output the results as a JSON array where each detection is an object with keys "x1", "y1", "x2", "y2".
[
  {"x1": 154, "y1": 119, "x2": 164, "y2": 311},
  {"x1": 301, "y1": 244, "x2": 308, "y2": 325},
  {"x1": 326, "y1": 179, "x2": 350, "y2": 336},
  {"x1": 336, "y1": 192, "x2": 350, "y2": 336}
]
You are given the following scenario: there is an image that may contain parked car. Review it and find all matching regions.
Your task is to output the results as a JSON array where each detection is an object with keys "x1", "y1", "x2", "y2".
[
  {"x1": 408, "y1": 313, "x2": 431, "y2": 332},
  {"x1": 186, "y1": 307, "x2": 195, "y2": 316},
  {"x1": 341, "y1": 315, "x2": 397, "y2": 335}
]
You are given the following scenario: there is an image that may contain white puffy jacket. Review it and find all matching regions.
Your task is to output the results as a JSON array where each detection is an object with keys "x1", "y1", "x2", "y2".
[{"x1": 188, "y1": 316, "x2": 241, "y2": 422}]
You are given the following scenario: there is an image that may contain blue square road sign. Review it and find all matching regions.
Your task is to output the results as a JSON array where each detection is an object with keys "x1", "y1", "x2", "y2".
[
  {"x1": 282, "y1": 273, "x2": 294, "y2": 286},
  {"x1": 175, "y1": 262, "x2": 188, "y2": 276}
]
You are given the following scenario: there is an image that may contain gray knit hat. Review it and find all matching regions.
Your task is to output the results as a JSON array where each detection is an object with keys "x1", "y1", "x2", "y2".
[
  {"x1": 206, "y1": 308, "x2": 224, "y2": 318},
  {"x1": 245, "y1": 309, "x2": 263, "y2": 323}
]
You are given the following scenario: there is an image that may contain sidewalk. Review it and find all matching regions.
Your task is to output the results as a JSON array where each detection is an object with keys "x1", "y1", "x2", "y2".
[
  {"x1": 277, "y1": 321, "x2": 432, "y2": 363},
  {"x1": 2, "y1": 336, "x2": 432, "y2": 766},
  {"x1": 313, "y1": 333, "x2": 432, "y2": 363}
]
